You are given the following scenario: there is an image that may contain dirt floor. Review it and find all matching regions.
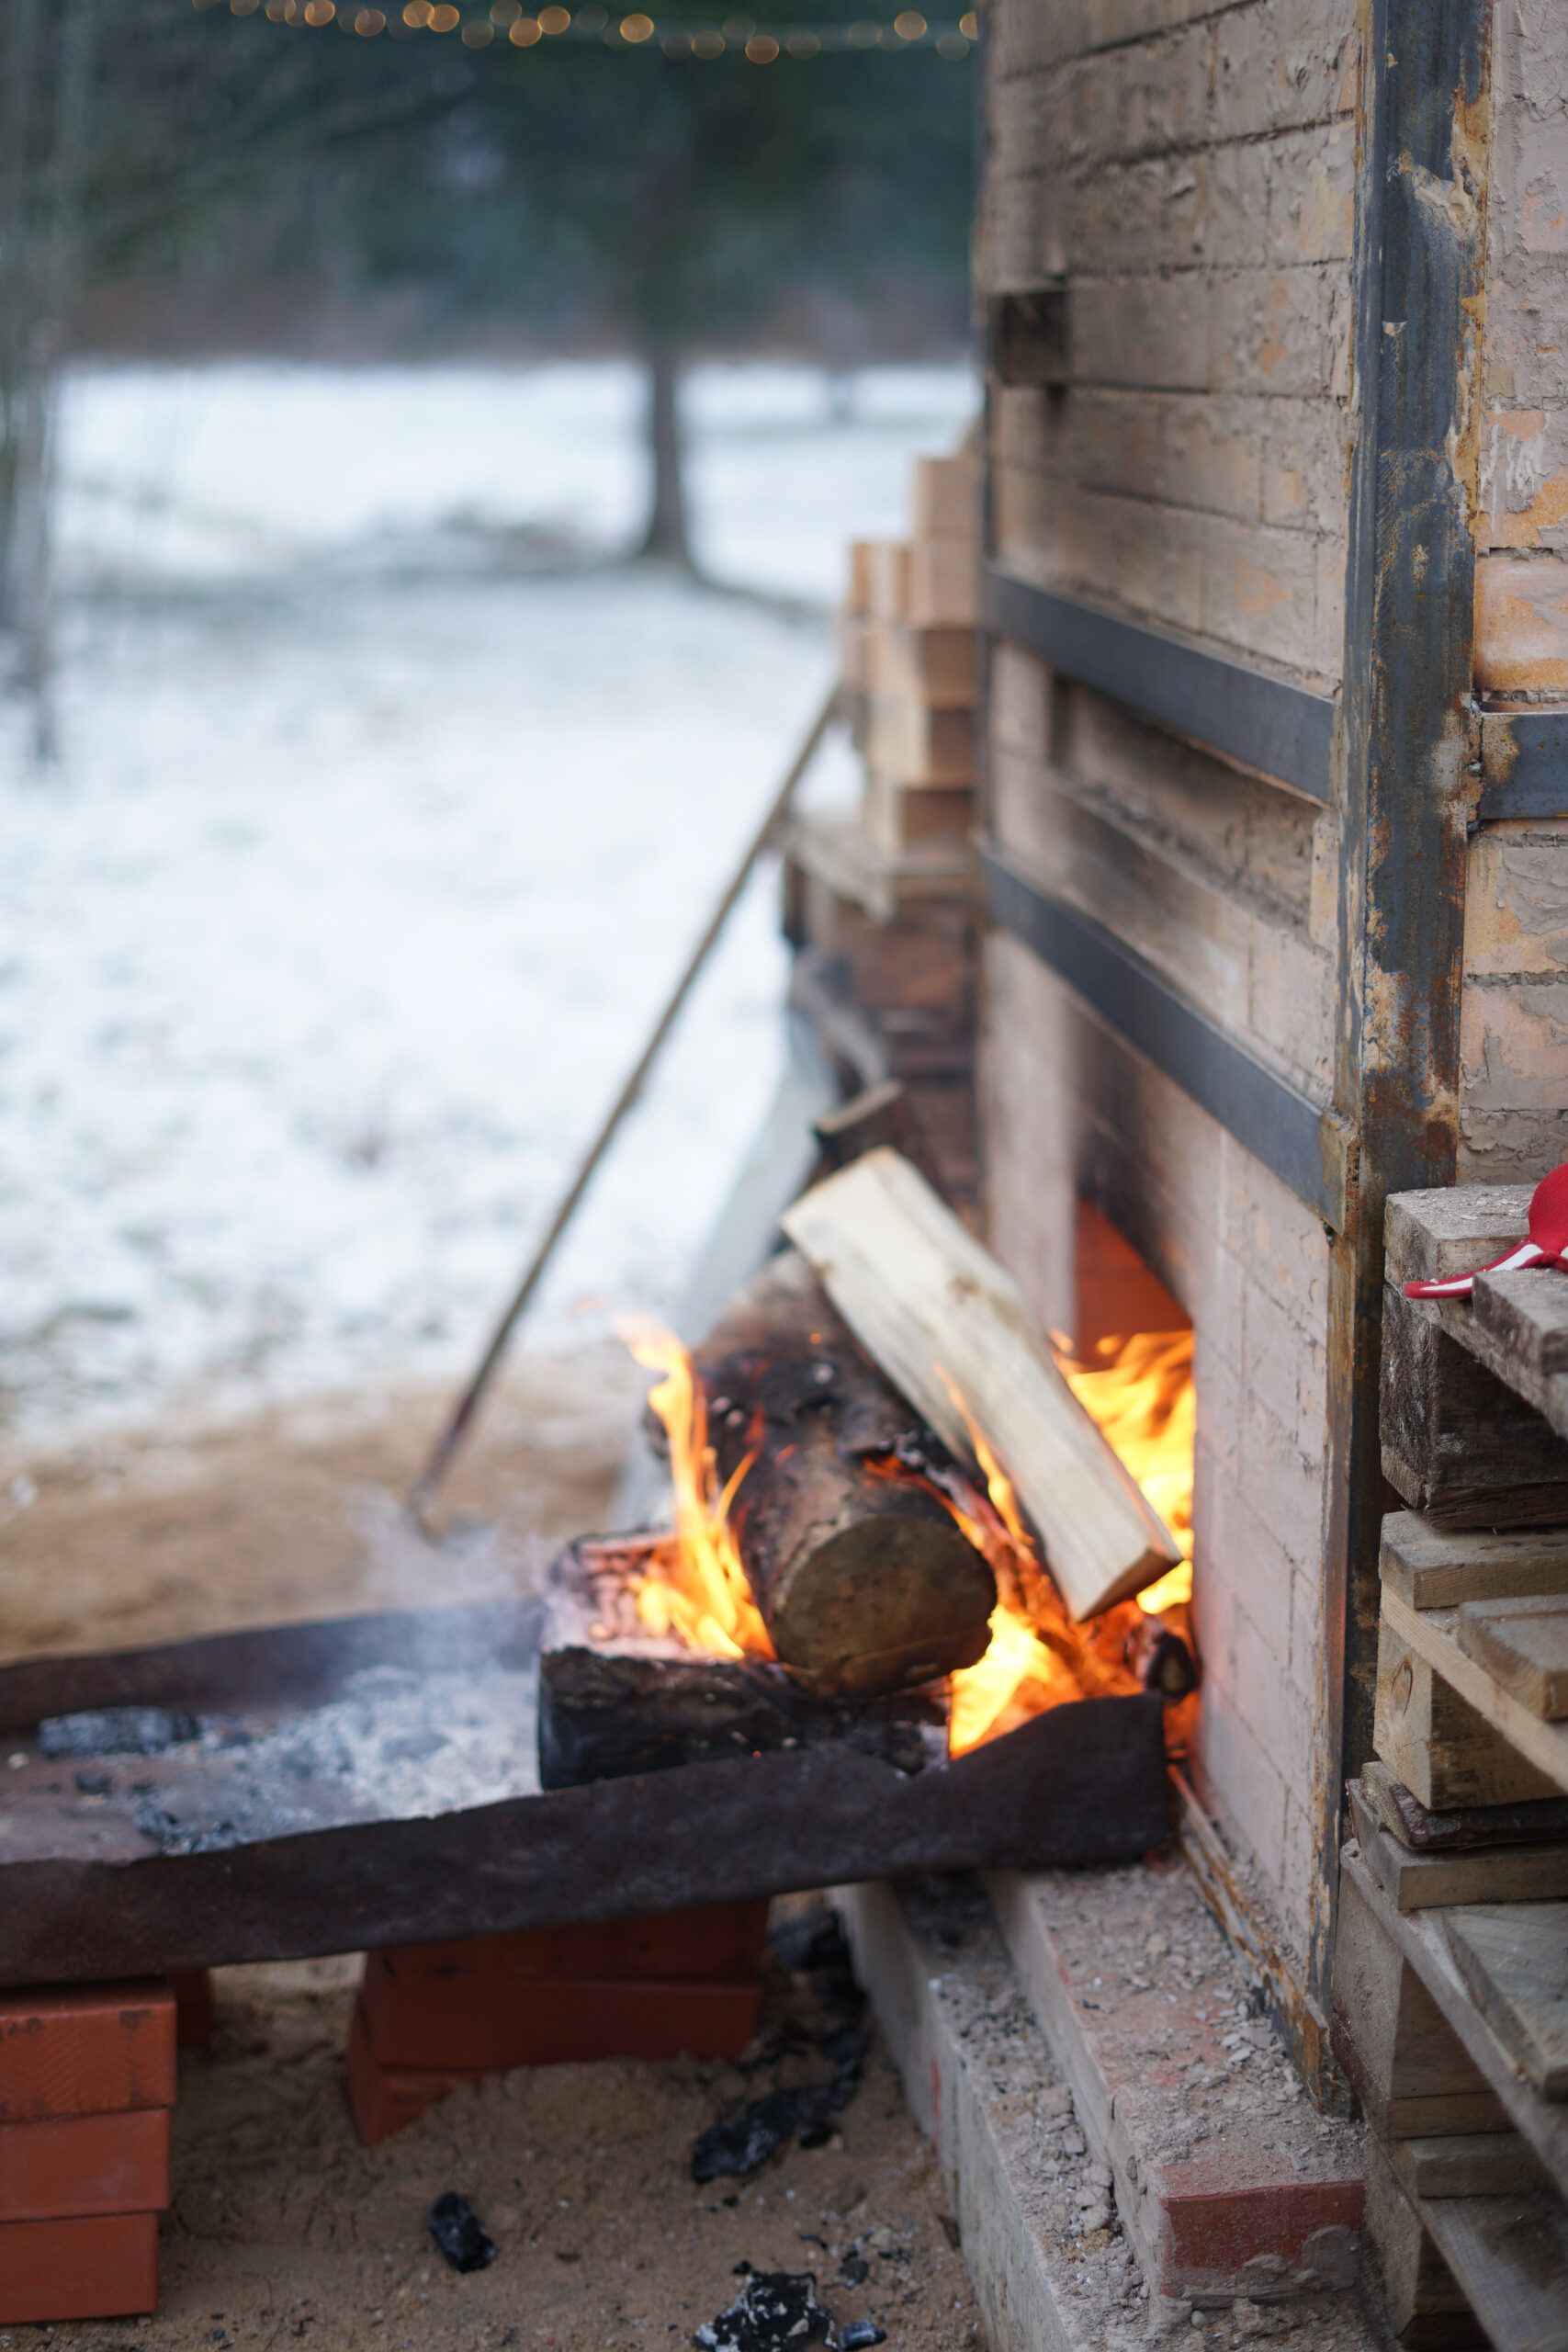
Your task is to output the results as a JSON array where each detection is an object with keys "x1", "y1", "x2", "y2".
[
  {"x1": 0, "y1": 1924, "x2": 976, "y2": 2352},
  {"x1": 0, "y1": 1354, "x2": 979, "y2": 2352}
]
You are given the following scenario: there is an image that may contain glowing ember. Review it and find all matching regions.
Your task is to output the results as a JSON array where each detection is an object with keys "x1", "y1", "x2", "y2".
[{"x1": 616, "y1": 1319, "x2": 774, "y2": 1662}]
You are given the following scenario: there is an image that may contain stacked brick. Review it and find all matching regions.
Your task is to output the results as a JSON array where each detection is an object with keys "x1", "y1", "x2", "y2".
[
  {"x1": 1333, "y1": 1184, "x2": 1568, "y2": 2346},
  {"x1": 347, "y1": 1901, "x2": 768, "y2": 2146},
  {"x1": 0, "y1": 1980, "x2": 175, "y2": 2324},
  {"x1": 786, "y1": 448, "x2": 981, "y2": 1213}
]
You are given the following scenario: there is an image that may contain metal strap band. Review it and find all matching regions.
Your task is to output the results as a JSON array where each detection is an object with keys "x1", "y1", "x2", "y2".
[
  {"x1": 1480, "y1": 711, "x2": 1568, "y2": 821},
  {"x1": 985, "y1": 565, "x2": 1337, "y2": 805},
  {"x1": 982, "y1": 841, "x2": 1348, "y2": 1230}
]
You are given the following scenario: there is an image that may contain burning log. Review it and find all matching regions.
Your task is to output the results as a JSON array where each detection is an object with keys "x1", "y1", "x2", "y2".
[
  {"x1": 689, "y1": 1250, "x2": 997, "y2": 1697},
  {"x1": 537, "y1": 1645, "x2": 944, "y2": 1790},
  {"x1": 784, "y1": 1148, "x2": 1181, "y2": 1621}
]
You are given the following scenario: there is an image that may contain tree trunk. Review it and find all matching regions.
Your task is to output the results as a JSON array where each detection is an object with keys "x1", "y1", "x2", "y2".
[
  {"x1": 637, "y1": 346, "x2": 691, "y2": 566},
  {"x1": 692, "y1": 1250, "x2": 997, "y2": 1698}
]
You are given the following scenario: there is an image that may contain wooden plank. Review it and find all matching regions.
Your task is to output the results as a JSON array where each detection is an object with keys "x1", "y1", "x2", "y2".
[
  {"x1": 1349, "y1": 1781, "x2": 1568, "y2": 1912},
  {"x1": 863, "y1": 775, "x2": 974, "y2": 862},
  {"x1": 1361, "y1": 1758, "x2": 1568, "y2": 1856},
  {"x1": 1381, "y1": 1285, "x2": 1568, "y2": 1531},
  {"x1": 864, "y1": 697, "x2": 975, "y2": 786},
  {"x1": 865, "y1": 622, "x2": 975, "y2": 709},
  {"x1": 1385, "y1": 1190, "x2": 1568, "y2": 1448},
  {"x1": 1393, "y1": 2138, "x2": 1547, "y2": 2201},
  {"x1": 1421, "y1": 2193, "x2": 1568, "y2": 2352},
  {"x1": 1340, "y1": 1847, "x2": 1568, "y2": 2187},
  {"x1": 783, "y1": 1148, "x2": 1179, "y2": 1622},
  {"x1": 1382, "y1": 1514, "x2": 1568, "y2": 1613},
  {"x1": 1331, "y1": 1865, "x2": 1510, "y2": 2140},
  {"x1": 1364, "y1": 2132, "x2": 1483, "y2": 2338},
  {"x1": 1445, "y1": 1908, "x2": 1568, "y2": 2101},
  {"x1": 1382, "y1": 1588, "x2": 1568, "y2": 1800},
  {"x1": 1460, "y1": 1599, "x2": 1568, "y2": 1723},
  {"x1": 1474, "y1": 1270, "x2": 1568, "y2": 1379},
  {"x1": 1375, "y1": 1616, "x2": 1562, "y2": 1810}
]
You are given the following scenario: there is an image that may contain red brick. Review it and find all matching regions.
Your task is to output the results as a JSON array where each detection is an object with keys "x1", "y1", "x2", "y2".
[
  {"x1": 1160, "y1": 2174, "x2": 1365, "y2": 2289},
  {"x1": 369, "y1": 1901, "x2": 768, "y2": 1991},
  {"x1": 345, "y1": 2000, "x2": 485, "y2": 2147},
  {"x1": 358, "y1": 1963, "x2": 762, "y2": 2075},
  {"x1": 0, "y1": 2108, "x2": 171, "y2": 2222},
  {"x1": 0, "y1": 2211, "x2": 159, "y2": 2323},
  {"x1": 169, "y1": 1969, "x2": 215, "y2": 2049},
  {"x1": 0, "y1": 1984, "x2": 176, "y2": 2122}
]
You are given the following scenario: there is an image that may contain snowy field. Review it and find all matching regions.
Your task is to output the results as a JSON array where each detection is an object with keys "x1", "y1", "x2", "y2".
[{"x1": 0, "y1": 358, "x2": 976, "y2": 1450}]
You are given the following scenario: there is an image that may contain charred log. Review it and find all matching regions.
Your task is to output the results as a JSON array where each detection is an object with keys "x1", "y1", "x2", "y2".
[
  {"x1": 536, "y1": 1645, "x2": 944, "y2": 1791},
  {"x1": 692, "y1": 1250, "x2": 996, "y2": 1698}
]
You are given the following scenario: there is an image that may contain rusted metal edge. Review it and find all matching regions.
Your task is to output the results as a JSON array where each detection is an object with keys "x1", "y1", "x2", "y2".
[
  {"x1": 0, "y1": 1605, "x2": 1168, "y2": 1986},
  {"x1": 1170, "y1": 1767, "x2": 1354, "y2": 2118},
  {"x1": 1478, "y1": 709, "x2": 1568, "y2": 820},
  {"x1": 981, "y1": 840, "x2": 1349, "y2": 1231},
  {"x1": 1322, "y1": 0, "x2": 1494, "y2": 2030},
  {"x1": 983, "y1": 565, "x2": 1336, "y2": 804}
]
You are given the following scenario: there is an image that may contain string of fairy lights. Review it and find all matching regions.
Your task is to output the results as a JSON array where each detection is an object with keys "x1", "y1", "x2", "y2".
[{"x1": 198, "y1": 0, "x2": 978, "y2": 59}]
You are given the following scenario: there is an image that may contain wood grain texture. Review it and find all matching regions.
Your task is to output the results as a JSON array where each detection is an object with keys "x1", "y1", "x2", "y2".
[
  {"x1": 1381, "y1": 1285, "x2": 1568, "y2": 1528},
  {"x1": 1382, "y1": 1589, "x2": 1568, "y2": 1802},
  {"x1": 1459, "y1": 1597, "x2": 1568, "y2": 1722},
  {"x1": 1382, "y1": 1512, "x2": 1568, "y2": 1611},
  {"x1": 1363, "y1": 2136, "x2": 1478, "y2": 2334},
  {"x1": 1420, "y1": 2192, "x2": 1568, "y2": 2352},
  {"x1": 1445, "y1": 1906, "x2": 1568, "y2": 2101},
  {"x1": 783, "y1": 1148, "x2": 1179, "y2": 1621},
  {"x1": 1349, "y1": 1780, "x2": 1568, "y2": 1912},
  {"x1": 1361, "y1": 1757, "x2": 1568, "y2": 1855},
  {"x1": 1339, "y1": 1847, "x2": 1568, "y2": 2188},
  {"x1": 692, "y1": 1250, "x2": 997, "y2": 1698},
  {"x1": 1331, "y1": 1867, "x2": 1508, "y2": 2138},
  {"x1": 1375, "y1": 1616, "x2": 1561, "y2": 1810},
  {"x1": 1393, "y1": 2137, "x2": 1547, "y2": 2200}
]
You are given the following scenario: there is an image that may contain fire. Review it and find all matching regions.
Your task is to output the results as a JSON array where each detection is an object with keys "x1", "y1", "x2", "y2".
[
  {"x1": 616, "y1": 1319, "x2": 774, "y2": 1662},
  {"x1": 1062, "y1": 1329, "x2": 1195, "y2": 1610},
  {"x1": 941, "y1": 1325, "x2": 1196, "y2": 1754}
]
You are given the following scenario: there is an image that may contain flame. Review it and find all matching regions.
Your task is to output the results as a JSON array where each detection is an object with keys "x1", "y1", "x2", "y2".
[
  {"x1": 1061, "y1": 1329, "x2": 1195, "y2": 1608},
  {"x1": 616, "y1": 1319, "x2": 774, "y2": 1661}
]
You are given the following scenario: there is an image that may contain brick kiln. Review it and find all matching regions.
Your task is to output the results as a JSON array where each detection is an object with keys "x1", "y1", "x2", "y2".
[{"x1": 788, "y1": 0, "x2": 1568, "y2": 2336}]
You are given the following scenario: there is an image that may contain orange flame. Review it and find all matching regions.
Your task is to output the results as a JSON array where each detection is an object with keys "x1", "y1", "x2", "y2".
[
  {"x1": 1062, "y1": 1329, "x2": 1194, "y2": 1611},
  {"x1": 939, "y1": 1329, "x2": 1196, "y2": 1753},
  {"x1": 617, "y1": 1319, "x2": 774, "y2": 1661}
]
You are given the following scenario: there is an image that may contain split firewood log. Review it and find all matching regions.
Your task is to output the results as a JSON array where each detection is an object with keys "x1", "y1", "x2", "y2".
[
  {"x1": 691, "y1": 1250, "x2": 997, "y2": 1698},
  {"x1": 784, "y1": 1148, "x2": 1180, "y2": 1621}
]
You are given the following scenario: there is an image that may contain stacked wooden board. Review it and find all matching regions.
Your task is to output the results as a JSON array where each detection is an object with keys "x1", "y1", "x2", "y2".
[
  {"x1": 1334, "y1": 1183, "x2": 1568, "y2": 2348},
  {"x1": 785, "y1": 447, "x2": 981, "y2": 1210}
]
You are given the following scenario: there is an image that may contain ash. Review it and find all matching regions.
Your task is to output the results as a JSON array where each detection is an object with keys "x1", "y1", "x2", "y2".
[{"x1": 248, "y1": 1663, "x2": 542, "y2": 1822}]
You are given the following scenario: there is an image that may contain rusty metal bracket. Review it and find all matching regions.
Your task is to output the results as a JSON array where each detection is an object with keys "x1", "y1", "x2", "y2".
[
  {"x1": 983, "y1": 565, "x2": 1337, "y2": 804},
  {"x1": 1479, "y1": 709, "x2": 1568, "y2": 820}
]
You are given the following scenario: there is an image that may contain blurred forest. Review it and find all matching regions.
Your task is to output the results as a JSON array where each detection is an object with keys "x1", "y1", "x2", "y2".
[{"x1": 0, "y1": 0, "x2": 974, "y2": 743}]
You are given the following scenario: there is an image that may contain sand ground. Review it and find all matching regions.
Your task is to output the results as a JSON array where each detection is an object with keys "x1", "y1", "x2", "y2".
[{"x1": 0, "y1": 1356, "x2": 978, "y2": 2352}]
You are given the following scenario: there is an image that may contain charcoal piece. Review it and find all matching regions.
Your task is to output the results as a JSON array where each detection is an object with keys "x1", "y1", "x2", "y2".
[
  {"x1": 537, "y1": 1644, "x2": 942, "y2": 1792},
  {"x1": 39, "y1": 1707, "x2": 198, "y2": 1759},
  {"x1": 427, "y1": 2192, "x2": 495, "y2": 2274},
  {"x1": 694, "y1": 2271, "x2": 830, "y2": 2352},
  {"x1": 768, "y1": 1913, "x2": 848, "y2": 1974},
  {"x1": 133, "y1": 1802, "x2": 243, "y2": 1857},
  {"x1": 838, "y1": 2258, "x2": 869, "y2": 2288},
  {"x1": 74, "y1": 1771, "x2": 111, "y2": 1796},
  {"x1": 817, "y1": 2025, "x2": 868, "y2": 2073},
  {"x1": 692, "y1": 2090, "x2": 806, "y2": 2182},
  {"x1": 838, "y1": 2325, "x2": 886, "y2": 2348}
]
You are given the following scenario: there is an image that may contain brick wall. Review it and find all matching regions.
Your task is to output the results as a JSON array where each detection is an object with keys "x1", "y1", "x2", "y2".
[
  {"x1": 1460, "y1": 0, "x2": 1568, "y2": 1181},
  {"x1": 977, "y1": 0, "x2": 1359, "y2": 1964}
]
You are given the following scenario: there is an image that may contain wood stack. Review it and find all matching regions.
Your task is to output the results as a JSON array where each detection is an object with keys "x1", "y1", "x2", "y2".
[
  {"x1": 1334, "y1": 1183, "x2": 1568, "y2": 2349},
  {"x1": 785, "y1": 445, "x2": 981, "y2": 1213}
]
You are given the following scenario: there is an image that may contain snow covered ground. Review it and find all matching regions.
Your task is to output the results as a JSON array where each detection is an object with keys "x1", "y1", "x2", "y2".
[{"x1": 0, "y1": 357, "x2": 976, "y2": 1451}]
